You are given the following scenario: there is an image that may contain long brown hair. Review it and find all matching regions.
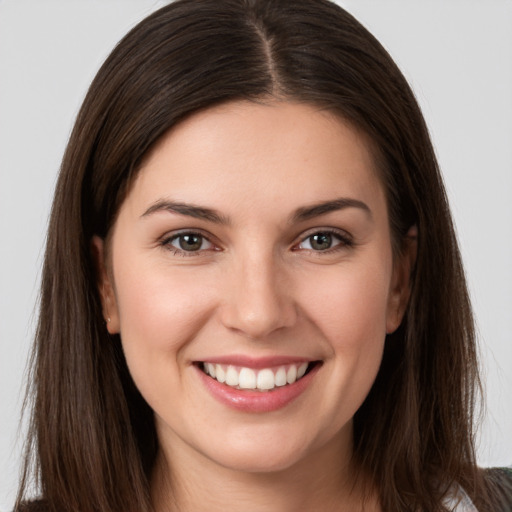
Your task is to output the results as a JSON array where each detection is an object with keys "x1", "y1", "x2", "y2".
[{"x1": 17, "y1": 0, "x2": 491, "y2": 510}]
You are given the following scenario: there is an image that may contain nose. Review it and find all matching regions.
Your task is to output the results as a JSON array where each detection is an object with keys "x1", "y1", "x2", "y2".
[{"x1": 219, "y1": 252, "x2": 297, "y2": 340}]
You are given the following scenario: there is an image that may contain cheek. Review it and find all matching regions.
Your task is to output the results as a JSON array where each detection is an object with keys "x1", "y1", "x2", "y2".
[
  {"x1": 277, "y1": 258, "x2": 393, "y2": 441},
  {"x1": 112, "y1": 259, "x2": 214, "y2": 376},
  {"x1": 300, "y1": 259, "x2": 392, "y2": 413},
  {"x1": 301, "y1": 259, "x2": 393, "y2": 348}
]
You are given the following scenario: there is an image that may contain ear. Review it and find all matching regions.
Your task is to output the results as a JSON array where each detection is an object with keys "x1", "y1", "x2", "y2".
[
  {"x1": 91, "y1": 236, "x2": 120, "y2": 334},
  {"x1": 386, "y1": 225, "x2": 417, "y2": 334}
]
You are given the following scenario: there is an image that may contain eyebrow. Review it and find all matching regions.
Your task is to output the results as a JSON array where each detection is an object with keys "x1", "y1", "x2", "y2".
[
  {"x1": 141, "y1": 196, "x2": 372, "y2": 224},
  {"x1": 291, "y1": 197, "x2": 372, "y2": 223},
  {"x1": 141, "y1": 200, "x2": 230, "y2": 225}
]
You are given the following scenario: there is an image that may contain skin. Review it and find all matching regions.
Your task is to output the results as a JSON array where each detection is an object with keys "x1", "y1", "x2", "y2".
[{"x1": 94, "y1": 101, "x2": 415, "y2": 512}]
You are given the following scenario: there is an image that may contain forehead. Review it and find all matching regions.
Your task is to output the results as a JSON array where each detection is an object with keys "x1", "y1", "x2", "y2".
[{"x1": 123, "y1": 100, "x2": 386, "y2": 221}]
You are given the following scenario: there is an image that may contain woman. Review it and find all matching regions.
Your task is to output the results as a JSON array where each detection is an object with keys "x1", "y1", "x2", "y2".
[{"x1": 15, "y1": 0, "x2": 512, "y2": 511}]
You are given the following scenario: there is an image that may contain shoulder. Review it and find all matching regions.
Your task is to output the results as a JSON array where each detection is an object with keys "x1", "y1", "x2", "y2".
[
  {"x1": 445, "y1": 468, "x2": 512, "y2": 512},
  {"x1": 481, "y1": 467, "x2": 512, "y2": 511}
]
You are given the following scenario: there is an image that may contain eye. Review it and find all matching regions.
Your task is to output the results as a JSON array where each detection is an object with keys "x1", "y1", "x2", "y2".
[
  {"x1": 296, "y1": 230, "x2": 352, "y2": 252},
  {"x1": 165, "y1": 232, "x2": 214, "y2": 253}
]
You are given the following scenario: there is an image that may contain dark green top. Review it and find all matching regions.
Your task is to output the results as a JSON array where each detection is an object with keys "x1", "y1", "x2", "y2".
[{"x1": 483, "y1": 466, "x2": 512, "y2": 511}]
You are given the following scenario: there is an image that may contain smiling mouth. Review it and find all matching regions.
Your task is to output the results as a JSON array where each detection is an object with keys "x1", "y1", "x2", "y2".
[{"x1": 198, "y1": 361, "x2": 319, "y2": 392}]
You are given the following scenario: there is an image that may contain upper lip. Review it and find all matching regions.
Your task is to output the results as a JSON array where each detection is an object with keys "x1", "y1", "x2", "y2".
[{"x1": 195, "y1": 355, "x2": 317, "y2": 369}]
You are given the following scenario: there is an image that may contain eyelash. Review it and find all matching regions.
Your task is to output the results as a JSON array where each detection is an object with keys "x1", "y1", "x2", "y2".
[
  {"x1": 160, "y1": 228, "x2": 354, "y2": 257},
  {"x1": 293, "y1": 228, "x2": 354, "y2": 254},
  {"x1": 160, "y1": 230, "x2": 218, "y2": 257}
]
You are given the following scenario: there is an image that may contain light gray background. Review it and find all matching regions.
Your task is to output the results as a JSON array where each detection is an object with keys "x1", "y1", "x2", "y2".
[{"x1": 1, "y1": 0, "x2": 511, "y2": 509}]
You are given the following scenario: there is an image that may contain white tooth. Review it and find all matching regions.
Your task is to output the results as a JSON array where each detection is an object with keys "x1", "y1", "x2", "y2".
[
  {"x1": 297, "y1": 362, "x2": 308, "y2": 379},
  {"x1": 238, "y1": 368, "x2": 257, "y2": 389},
  {"x1": 275, "y1": 367, "x2": 287, "y2": 387},
  {"x1": 257, "y1": 369, "x2": 275, "y2": 390},
  {"x1": 206, "y1": 363, "x2": 216, "y2": 377},
  {"x1": 225, "y1": 366, "x2": 239, "y2": 386},
  {"x1": 286, "y1": 365, "x2": 297, "y2": 384},
  {"x1": 215, "y1": 364, "x2": 226, "y2": 383}
]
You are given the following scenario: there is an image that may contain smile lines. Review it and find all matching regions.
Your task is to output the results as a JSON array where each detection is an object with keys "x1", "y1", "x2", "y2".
[{"x1": 201, "y1": 362, "x2": 311, "y2": 391}]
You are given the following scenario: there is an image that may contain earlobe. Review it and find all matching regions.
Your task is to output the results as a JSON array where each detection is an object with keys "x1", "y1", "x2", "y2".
[
  {"x1": 386, "y1": 225, "x2": 417, "y2": 334},
  {"x1": 91, "y1": 236, "x2": 120, "y2": 334}
]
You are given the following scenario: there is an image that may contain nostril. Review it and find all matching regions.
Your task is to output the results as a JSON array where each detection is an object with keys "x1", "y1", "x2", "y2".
[{"x1": 220, "y1": 293, "x2": 297, "y2": 340}]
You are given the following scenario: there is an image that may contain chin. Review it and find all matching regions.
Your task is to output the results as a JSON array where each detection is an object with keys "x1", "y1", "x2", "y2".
[
  {"x1": 214, "y1": 450, "x2": 304, "y2": 474},
  {"x1": 199, "y1": 430, "x2": 315, "y2": 474}
]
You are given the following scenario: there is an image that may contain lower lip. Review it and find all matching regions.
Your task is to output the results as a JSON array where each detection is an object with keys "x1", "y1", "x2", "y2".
[{"x1": 195, "y1": 364, "x2": 321, "y2": 413}]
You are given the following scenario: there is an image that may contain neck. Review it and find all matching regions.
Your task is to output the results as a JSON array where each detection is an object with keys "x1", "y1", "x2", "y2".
[{"x1": 151, "y1": 434, "x2": 380, "y2": 512}]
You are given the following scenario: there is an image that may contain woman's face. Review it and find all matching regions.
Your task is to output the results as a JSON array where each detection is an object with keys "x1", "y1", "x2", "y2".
[{"x1": 96, "y1": 101, "x2": 411, "y2": 475}]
